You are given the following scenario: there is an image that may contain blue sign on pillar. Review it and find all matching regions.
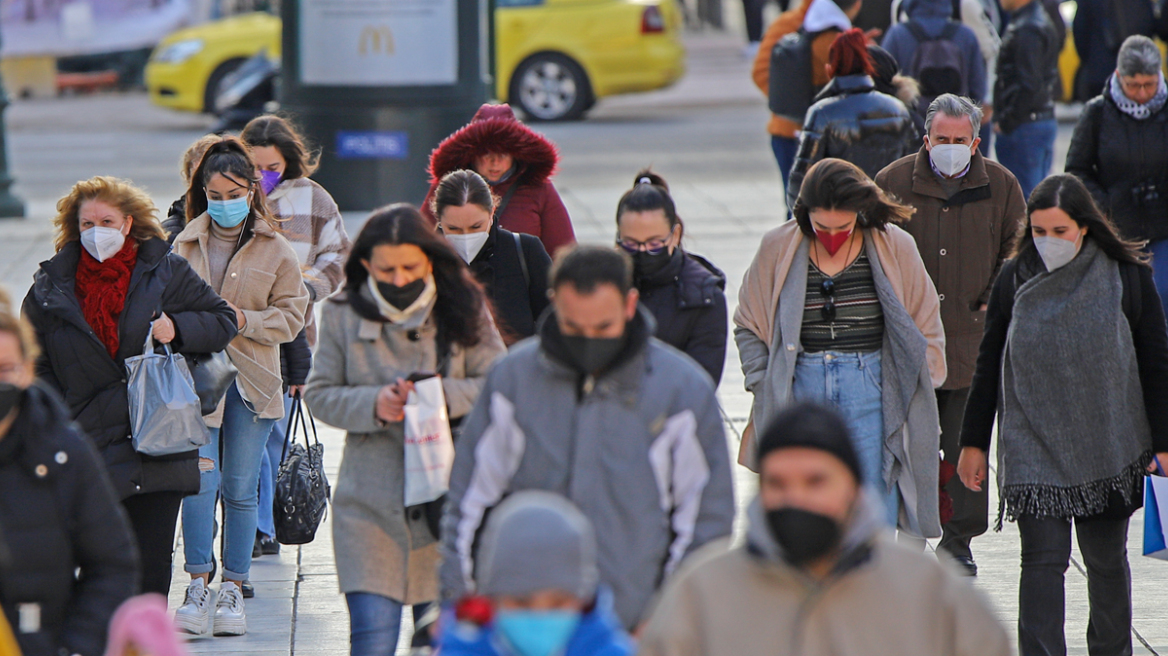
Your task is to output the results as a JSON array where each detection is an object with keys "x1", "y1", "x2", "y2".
[{"x1": 336, "y1": 131, "x2": 409, "y2": 160}]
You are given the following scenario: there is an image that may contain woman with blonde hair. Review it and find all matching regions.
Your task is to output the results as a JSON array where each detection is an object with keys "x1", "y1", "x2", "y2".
[
  {"x1": 735, "y1": 158, "x2": 946, "y2": 537},
  {"x1": 22, "y1": 176, "x2": 236, "y2": 596},
  {"x1": 172, "y1": 136, "x2": 308, "y2": 637}
]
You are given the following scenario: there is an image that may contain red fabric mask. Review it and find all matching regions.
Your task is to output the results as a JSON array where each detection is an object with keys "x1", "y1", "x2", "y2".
[{"x1": 815, "y1": 227, "x2": 853, "y2": 256}]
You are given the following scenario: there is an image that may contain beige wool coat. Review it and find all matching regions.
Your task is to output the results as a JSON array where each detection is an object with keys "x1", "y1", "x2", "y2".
[
  {"x1": 174, "y1": 213, "x2": 309, "y2": 426},
  {"x1": 304, "y1": 291, "x2": 506, "y2": 602}
]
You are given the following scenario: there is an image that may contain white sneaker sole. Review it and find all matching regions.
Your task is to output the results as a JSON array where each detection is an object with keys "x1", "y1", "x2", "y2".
[
  {"x1": 213, "y1": 615, "x2": 247, "y2": 636},
  {"x1": 175, "y1": 610, "x2": 212, "y2": 636}
]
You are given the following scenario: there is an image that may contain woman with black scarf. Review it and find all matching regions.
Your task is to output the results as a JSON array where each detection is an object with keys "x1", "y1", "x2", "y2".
[{"x1": 615, "y1": 170, "x2": 728, "y2": 386}]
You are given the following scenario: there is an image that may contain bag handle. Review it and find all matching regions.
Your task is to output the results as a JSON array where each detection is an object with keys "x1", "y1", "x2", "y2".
[
  {"x1": 279, "y1": 392, "x2": 321, "y2": 466},
  {"x1": 142, "y1": 323, "x2": 174, "y2": 357}
]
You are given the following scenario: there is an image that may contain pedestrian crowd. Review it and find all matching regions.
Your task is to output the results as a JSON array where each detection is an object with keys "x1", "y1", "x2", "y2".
[{"x1": 2, "y1": 19, "x2": 1168, "y2": 655}]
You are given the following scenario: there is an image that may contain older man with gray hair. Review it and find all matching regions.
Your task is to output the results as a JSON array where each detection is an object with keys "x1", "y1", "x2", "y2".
[
  {"x1": 874, "y1": 93, "x2": 1025, "y2": 576},
  {"x1": 1067, "y1": 34, "x2": 1168, "y2": 314}
]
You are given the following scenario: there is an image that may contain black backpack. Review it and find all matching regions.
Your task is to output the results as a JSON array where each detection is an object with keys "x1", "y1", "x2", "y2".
[
  {"x1": 905, "y1": 20, "x2": 969, "y2": 108},
  {"x1": 768, "y1": 28, "x2": 821, "y2": 123}
]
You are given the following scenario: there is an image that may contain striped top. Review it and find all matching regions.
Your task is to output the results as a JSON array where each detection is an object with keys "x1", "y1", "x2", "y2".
[{"x1": 801, "y1": 252, "x2": 885, "y2": 353}]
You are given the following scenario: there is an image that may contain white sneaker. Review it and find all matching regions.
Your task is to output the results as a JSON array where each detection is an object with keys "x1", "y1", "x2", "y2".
[
  {"x1": 175, "y1": 578, "x2": 216, "y2": 635},
  {"x1": 213, "y1": 581, "x2": 247, "y2": 636}
]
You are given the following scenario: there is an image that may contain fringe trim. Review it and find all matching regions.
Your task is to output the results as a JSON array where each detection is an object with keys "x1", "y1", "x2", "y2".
[{"x1": 994, "y1": 452, "x2": 1152, "y2": 531}]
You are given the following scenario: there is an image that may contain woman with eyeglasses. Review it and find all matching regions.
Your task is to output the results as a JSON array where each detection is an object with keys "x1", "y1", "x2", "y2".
[
  {"x1": 734, "y1": 158, "x2": 946, "y2": 537},
  {"x1": 615, "y1": 170, "x2": 728, "y2": 386}
]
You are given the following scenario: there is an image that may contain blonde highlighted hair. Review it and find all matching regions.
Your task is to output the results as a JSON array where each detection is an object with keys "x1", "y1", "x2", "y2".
[
  {"x1": 52, "y1": 176, "x2": 168, "y2": 252},
  {"x1": 0, "y1": 286, "x2": 38, "y2": 361}
]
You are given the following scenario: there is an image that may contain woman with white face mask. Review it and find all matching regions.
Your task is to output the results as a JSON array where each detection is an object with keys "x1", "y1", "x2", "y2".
[
  {"x1": 22, "y1": 176, "x2": 238, "y2": 599},
  {"x1": 958, "y1": 173, "x2": 1168, "y2": 656},
  {"x1": 432, "y1": 170, "x2": 551, "y2": 345}
]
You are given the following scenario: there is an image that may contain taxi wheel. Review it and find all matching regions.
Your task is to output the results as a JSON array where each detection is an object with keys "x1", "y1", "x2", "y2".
[
  {"x1": 510, "y1": 53, "x2": 593, "y2": 122},
  {"x1": 202, "y1": 58, "x2": 247, "y2": 114}
]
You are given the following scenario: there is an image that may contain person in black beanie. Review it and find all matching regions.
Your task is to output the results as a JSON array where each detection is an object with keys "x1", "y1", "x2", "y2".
[
  {"x1": 638, "y1": 402, "x2": 1011, "y2": 656},
  {"x1": 867, "y1": 44, "x2": 925, "y2": 137}
]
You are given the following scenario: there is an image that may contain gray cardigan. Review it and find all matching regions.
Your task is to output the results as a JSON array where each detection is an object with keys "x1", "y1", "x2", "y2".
[
  {"x1": 735, "y1": 237, "x2": 942, "y2": 538},
  {"x1": 305, "y1": 296, "x2": 506, "y2": 602}
]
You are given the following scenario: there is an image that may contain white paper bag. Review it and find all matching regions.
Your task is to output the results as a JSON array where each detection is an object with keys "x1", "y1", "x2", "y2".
[{"x1": 403, "y1": 377, "x2": 455, "y2": 507}]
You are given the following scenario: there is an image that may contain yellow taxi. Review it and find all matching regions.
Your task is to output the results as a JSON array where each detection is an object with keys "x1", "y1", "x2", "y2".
[{"x1": 145, "y1": 0, "x2": 685, "y2": 121}]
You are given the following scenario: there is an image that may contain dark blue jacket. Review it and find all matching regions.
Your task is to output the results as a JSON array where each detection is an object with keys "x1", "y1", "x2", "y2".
[
  {"x1": 881, "y1": 0, "x2": 988, "y2": 102},
  {"x1": 439, "y1": 589, "x2": 634, "y2": 656}
]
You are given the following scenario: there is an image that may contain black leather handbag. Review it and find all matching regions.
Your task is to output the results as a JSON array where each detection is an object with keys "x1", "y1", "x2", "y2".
[
  {"x1": 188, "y1": 351, "x2": 238, "y2": 415},
  {"x1": 274, "y1": 396, "x2": 330, "y2": 545}
]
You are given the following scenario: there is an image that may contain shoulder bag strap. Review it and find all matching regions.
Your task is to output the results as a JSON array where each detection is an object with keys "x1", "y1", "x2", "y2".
[
  {"x1": 513, "y1": 231, "x2": 531, "y2": 291},
  {"x1": 493, "y1": 173, "x2": 524, "y2": 222}
]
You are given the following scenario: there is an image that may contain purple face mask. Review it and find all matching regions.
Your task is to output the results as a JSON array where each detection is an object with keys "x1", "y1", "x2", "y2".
[{"x1": 260, "y1": 169, "x2": 283, "y2": 195}]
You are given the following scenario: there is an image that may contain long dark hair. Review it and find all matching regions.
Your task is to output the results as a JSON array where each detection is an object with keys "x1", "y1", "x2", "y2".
[
  {"x1": 615, "y1": 168, "x2": 684, "y2": 240},
  {"x1": 792, "y1": 158, "x2": 913, "y2": 236},
  {"x1": 185, "y1": 136, "x2": 275, "y2": 229},
  {"x1": 240, "y1": 115, "x2": 320, "y2": 180},
  {"x1": 1013, "y1": 174, "x2": 1150, "y2": 267},
  {"x1": 345, "y1": 204, "x2": 490, "y2": 348}
]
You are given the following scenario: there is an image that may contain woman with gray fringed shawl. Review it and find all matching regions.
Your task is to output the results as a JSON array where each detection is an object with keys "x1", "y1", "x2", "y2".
[{"x1": 958, "y1": 174, "x2": 1168, "y2": 656}]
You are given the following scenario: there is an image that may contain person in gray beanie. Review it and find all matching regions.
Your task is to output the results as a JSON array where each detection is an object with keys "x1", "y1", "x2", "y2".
[{"x1": 438, "y1": 491, "x2": 633, "y2": 656}]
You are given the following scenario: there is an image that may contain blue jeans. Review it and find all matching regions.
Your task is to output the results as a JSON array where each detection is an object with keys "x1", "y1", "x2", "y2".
[
  {"x1": 345, "y1": 593, "x2": 430, "y2": 656},
  {"x1": 792, "y1": 350, "x2": 897, "y2": 524},
  {"x1": 257, "y1": 395, "x2": 295, "y2": 539},
  {"x1": 182, "y1": 384, "x2": 275, "y2": 581},
  {"x1": 772, "y1": 135, "x2": 798, "y2": 191},
  {"x1": 995, "y1": 118, "x2": 1057, "y2": 200},
  {"x1": 1146, "y1": 239, "x2": 1168, "y2": 326}
]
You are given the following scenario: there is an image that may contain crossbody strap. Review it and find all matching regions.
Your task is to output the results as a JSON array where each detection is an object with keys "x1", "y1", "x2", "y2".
[{"x1": 513, "y1": 231, "x2": 531, "y2": 291}]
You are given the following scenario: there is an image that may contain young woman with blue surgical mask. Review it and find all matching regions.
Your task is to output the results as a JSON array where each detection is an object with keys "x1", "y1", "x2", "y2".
[
  {"x1": 959, "y1": 174, "x2": 1168, "y2": 656},
  {"x1": 172, "y1": 136, "x2": 309, "y2": 638}
]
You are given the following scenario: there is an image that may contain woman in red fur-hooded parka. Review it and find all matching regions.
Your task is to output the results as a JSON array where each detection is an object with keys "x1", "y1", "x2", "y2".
[{"x1": 424, "y1": 103, "x2": 576, "y2": 257}]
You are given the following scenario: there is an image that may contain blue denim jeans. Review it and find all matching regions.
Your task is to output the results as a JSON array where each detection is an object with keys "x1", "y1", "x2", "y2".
[
  {"x1": 182, "y1": 384, "x2": 275, "y2": 581},
  {"x1": 1145, "y1": 239, "x2": 1168, "y2": 327},
  {"x1": 772, "y1": 135, "x2": 798, "y2": 190},
  {"x1": 995, "y1": 118, "x2": 1057, "y2": 200},
  {"x1": 257, "y1": 395, "x2": 295, "y2": 539},
  {"x1": 792, "y1": 350, "x2": 897, "y2": 524},
  {"x1": 345, "y1": 593, "x2": 430, "y2": 656}
]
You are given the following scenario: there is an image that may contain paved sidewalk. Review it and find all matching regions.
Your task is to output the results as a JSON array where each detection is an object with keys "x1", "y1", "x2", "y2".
[{"x1": 0, "y1": 30, "x2": 1163, "y2": 656}]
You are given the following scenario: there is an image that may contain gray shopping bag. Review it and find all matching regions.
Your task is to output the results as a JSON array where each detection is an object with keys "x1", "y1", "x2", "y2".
[{"x1": 125, "y1": 328, "x2": 210, "y2": 456}]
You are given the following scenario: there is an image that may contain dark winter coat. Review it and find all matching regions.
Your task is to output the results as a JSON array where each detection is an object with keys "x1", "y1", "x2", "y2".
[
  {"x1": 635, "y1": 250, "x2": 728, "y2": 386},
  {"x1": 466, "y1": 223, "x2": 551, "y2": 344},
  {"x1": 962, "y1": 252, "x2": 1168, "y2": 456},
  {"x1": 1065, "y1": 77, "x2": 1168, "y2": 242},
  {"x1": 994, "y1": 0, "x2": 1061, "y2": 134},
  {"x1": 425, "y1": 104, "x2": 576, "y2": 257},
  {"x1": 874, "y1": 147, "x2": 1026, "y2": 389},
  {"x1": 787, "y1": 75, "x2": 918, "y2": 209},
  {"x1": 22, "y1": 238, "x2": 238, "y2": 500},
  {"x1": 163, "y1": 198, "x2": 186, "y2": 245},
  {"x1": 0, "y1": 383, "x2": 139, "y2": 656},
  {"x1": 1073, "y1": 0, "x2": 1154, "y2": 101},
  {"x1": 280, "y1": 327, "x2": 312, "y2": 388}
]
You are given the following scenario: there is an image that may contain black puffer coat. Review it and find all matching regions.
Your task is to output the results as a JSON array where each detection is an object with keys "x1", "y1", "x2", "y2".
[
  {"x1": 994, "y1": 0, "x2": 1061, "y2": 134},
  {"x1": 162, "y1": 198, "x2": 186, "y2": 245},
  {"x1": 0, "y1": 383, "x2": 139, "y2": 656},
  {"x1": 635, "y1": 250, "x2": 728, "y2": 385},
  {"x1": 22, "y1": 238, "x2": 238, "y2": 499},
  {"x1": 1065, "y1": 77, "x2": 1168, "y2": 242},
  {"x1": 466, "y1": 223, "x2": 551, "y2": 344},
  {"x1": 787, "y1": 74, "x2": 918, "y2": 209}
]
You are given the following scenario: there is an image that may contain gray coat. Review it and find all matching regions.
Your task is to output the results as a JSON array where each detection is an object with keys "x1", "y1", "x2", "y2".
[
  {"x1": 439, "y1": 310, "x2": 736, "y2": 628},
  {"x1": 305, "y1": 295, "x2": 507, "y2": 602},
  {"x1": 735, "y1": 235, "x2": 943, "y2": 538}
]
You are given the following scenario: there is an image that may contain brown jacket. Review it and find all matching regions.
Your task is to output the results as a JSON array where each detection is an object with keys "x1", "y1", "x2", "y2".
[
  {"x1": 751, "y1": 0, "x2": 838, "y2": 139},
  {"x1": 638, "y1": 495, "x2": 1012, "y2": 656},
  {"x1": 175, "y1": 213, "x2": 309, "y2": 425},
  {"x1": 874, "y1": 148, "x2": 1025, "y2": 389}
]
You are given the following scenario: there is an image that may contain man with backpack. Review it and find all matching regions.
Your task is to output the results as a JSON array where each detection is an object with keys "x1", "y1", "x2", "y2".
[
  {"x1": 880, "y1": 0, "x2": 987, "y2": 116},
  {"x1": 752, "y1": 0, "x2": 864, "y2": 192}
]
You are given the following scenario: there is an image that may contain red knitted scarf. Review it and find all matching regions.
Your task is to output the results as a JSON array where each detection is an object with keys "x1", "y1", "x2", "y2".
[{"x1": 75, "y1": 239, "x2": 138, "y2": 358}]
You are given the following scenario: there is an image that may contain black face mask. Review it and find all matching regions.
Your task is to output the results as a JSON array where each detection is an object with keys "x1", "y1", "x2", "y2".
[
  {"x1": 766, "y1": 507, "x2": 843, "y2": 566},
  {"x1": 560, "y1": 334, "x2": 626, "y2": 376},
  {"x1": 0, "y1": 383, "x2": 22, "y2": 420},
  {"x1": 376, "y1": 278, "x2": 426, "y2": 311},
  {"x1": 632, "y1": 249, "x2": 673, "y2": 280}
]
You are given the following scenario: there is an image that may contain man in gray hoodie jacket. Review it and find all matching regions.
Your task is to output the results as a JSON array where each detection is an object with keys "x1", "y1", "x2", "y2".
[{"x1": 440, "y1": 246, "x2": 735, "y2": 630}]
